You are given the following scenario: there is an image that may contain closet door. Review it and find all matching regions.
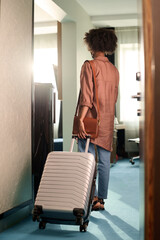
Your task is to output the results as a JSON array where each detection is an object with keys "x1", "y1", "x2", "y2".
[
  {"x1": 33, "y1": 83, "x2": 54, "y2": 198},
  {"x1": 0, "y1": 0, "x2": 33, "y2": 214}
]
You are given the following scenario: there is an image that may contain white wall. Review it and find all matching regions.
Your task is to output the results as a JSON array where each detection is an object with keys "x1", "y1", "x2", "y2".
[
  {"x1": 52, "y1": 0, "x2": 93, "y2": 150},
  {"x1": 0, "y1": 0, "x2": 33, "y2": 215},
  {"x1": 34, "y1": 33, "x2": 57, "y2": 49},
  {"x1": 61, "y1": 22, "x2": 77, "y2": 150},
  {"x1": 53, "y1": 0, "x2": 93, "y2": 84}
]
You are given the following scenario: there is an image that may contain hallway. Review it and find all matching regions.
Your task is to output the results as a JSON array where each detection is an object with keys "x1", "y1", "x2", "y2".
[{"x1": 0, "y1": 159, "x2": 139, "y2": 240}]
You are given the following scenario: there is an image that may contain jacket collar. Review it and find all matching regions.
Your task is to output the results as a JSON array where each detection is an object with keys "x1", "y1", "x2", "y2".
[{"x1": 94, "y1": 56, "x2": 109, "y2": 62}]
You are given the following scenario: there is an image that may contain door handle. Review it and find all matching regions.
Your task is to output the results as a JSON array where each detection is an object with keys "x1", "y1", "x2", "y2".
[
  {"x1": 132, "y1": 92, "x2": 141, "y2": 101},
  {"x1": 136, "y1": 72, "x2": 141, "y2": 81},
  {"x1": 137, "y1": 109, "x2": 141, "y2": 116}
]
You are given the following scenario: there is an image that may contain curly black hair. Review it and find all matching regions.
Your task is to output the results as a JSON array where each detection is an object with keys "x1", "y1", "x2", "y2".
[{"x1": 84, "y1": 28, "x2": 117, "y2": 54}]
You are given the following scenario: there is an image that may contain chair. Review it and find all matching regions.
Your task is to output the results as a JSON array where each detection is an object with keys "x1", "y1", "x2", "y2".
[{"x1": 128, "y1": 138, "x2": 140, "y2": 164}]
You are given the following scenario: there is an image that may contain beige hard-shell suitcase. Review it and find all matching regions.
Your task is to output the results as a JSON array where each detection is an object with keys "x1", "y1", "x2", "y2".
[{"x1": 32, "y1": 137, "x2": 96, "y2": 232}]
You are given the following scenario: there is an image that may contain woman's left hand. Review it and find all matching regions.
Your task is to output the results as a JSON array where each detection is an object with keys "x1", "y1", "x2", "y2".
[{"x1": 78, "y1": 119, "x2": 87, "y2": 139}]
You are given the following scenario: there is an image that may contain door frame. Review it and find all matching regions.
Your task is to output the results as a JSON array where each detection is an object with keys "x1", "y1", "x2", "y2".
[{"x1": 142, "y1": 0, "x2": 160, "y2": 239}]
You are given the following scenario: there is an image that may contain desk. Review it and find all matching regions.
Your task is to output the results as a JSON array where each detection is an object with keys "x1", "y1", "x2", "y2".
[
  {"x1": 110, "y1": 124, "x2": 126, "y2": 164},
  {"x1": 115, "y1": 124, "x2": 125, "y2": 130},
  {"x1": 115, "y1": 124, "x2": 127, "y2": 159}
]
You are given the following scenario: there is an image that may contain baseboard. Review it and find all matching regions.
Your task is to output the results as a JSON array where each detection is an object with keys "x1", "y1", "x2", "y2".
[{"x1": 0, "y1": 200, "x2": 33, "y2": 233}]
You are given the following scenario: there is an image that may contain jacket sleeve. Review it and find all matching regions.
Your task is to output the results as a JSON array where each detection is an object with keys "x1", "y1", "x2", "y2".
[{"x1": 79, "y1": 61, "x2": 93, "y2": 109}]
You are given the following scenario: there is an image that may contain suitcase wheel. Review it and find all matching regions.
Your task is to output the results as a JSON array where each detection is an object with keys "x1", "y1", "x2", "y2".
[
  {"x1": 39, "y1": 221, "x2": 46, "y2": 229},
  {"x1": 80, "y1": 222, "x2": 88, "y2": 232},
  {"x1": 32, "y1": 214, "x2": 40, "y2": 222},
  {"x1": 76, "y1": 216, "x2": 83, "y2": 226}
]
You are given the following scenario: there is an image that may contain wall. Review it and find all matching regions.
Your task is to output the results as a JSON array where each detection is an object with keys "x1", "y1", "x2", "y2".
[
  {"x1": 0, "y1": 0, "x2": 33, "y2": 229},
  {"x1": 61, "y1": 22, "x2": 77, "y2": 150},
  {"x1": 53, "y1": 0, "x2": 93, "y2": 150},
  {"x1": 34, "y1": 33, "x2": 57, "y2": 49}
]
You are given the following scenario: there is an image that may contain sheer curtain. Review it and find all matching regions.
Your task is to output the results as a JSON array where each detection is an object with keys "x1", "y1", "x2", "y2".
[{"x1": 115, "y1": 27, "x2": 140, "y2": 151}]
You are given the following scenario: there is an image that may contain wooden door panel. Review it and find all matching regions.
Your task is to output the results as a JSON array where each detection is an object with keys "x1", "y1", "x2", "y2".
[{"x1": 141, "y1": 0, "x2": 160, "y2": 239}]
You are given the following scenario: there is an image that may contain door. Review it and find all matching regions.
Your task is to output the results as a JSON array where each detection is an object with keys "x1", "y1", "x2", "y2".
[{"x1": 140, "y1": 0, "x2": 160, "y2": 239}]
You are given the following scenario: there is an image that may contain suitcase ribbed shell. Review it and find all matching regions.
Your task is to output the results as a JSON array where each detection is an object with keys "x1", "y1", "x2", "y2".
[{"x1": 35, "y1": 151, "x2": 95, "y2": 220}]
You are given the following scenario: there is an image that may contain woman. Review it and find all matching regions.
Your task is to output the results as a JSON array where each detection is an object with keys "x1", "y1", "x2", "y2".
[{"x1": 76, "y1": 28, "x2": 119, "y2": 211}]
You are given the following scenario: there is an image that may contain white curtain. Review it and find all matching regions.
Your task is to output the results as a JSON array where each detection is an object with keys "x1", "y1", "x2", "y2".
[{"x1": 115, "y1": 27, "x2": 140, "y2": 152}]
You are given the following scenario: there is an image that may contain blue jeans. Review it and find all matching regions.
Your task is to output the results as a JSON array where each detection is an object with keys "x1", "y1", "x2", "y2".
[{"x1": 78, "y1": 139, "x2": 111, "y2": 199}]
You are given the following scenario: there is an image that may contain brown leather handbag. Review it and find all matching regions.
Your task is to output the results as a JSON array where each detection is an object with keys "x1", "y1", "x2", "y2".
[{"x1": 72, "y1": 60, "x2": 100, "y2": 139}]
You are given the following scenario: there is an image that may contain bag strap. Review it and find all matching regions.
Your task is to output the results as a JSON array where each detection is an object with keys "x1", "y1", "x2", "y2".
[
  {"x1": 89, "y1": 60, "x2": 100, "y2": 122},
  {"x1": 74, "y1": 90, "x2": 81, "y2": 116},
  {"x1": 74, "y1": 60, "x2": 100, "y2": 122}
]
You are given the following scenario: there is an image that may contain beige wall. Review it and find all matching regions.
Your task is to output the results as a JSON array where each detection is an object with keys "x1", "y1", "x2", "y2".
[{"x1": 0, "y1": 0, "x2": 33, "y2": 214}]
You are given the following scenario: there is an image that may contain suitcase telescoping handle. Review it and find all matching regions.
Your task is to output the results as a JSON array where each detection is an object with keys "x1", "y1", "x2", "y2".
[{"x1": 70, "y1": 135, "x2": 91, "y2": 153}]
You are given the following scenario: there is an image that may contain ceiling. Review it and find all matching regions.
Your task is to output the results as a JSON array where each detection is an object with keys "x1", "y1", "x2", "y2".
[
  {"x1": 34, "y1": 4, "x2": 57, "y2": 35},
  {"x1": 76, "y1": 0, "x2": 138, "y2": 27},
  {"x1": 34, "y1": 0, "x2": 138, "y2": 35}
]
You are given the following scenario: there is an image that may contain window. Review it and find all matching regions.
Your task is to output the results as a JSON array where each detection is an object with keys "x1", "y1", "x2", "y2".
[
  {"x1": 119, "y1": 43, "x2": 140, "y2": 123},
  {"x1": 115, "y1": 27, "x2": 140, "y2": 151},
  {"x1": 34, "y1": 48, "x2": 57, "y2": 84}
]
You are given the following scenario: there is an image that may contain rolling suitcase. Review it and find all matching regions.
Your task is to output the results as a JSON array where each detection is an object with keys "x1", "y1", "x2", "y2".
[{"x1": 32, "y1": 137, "x2": 96, "y2": 232}]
